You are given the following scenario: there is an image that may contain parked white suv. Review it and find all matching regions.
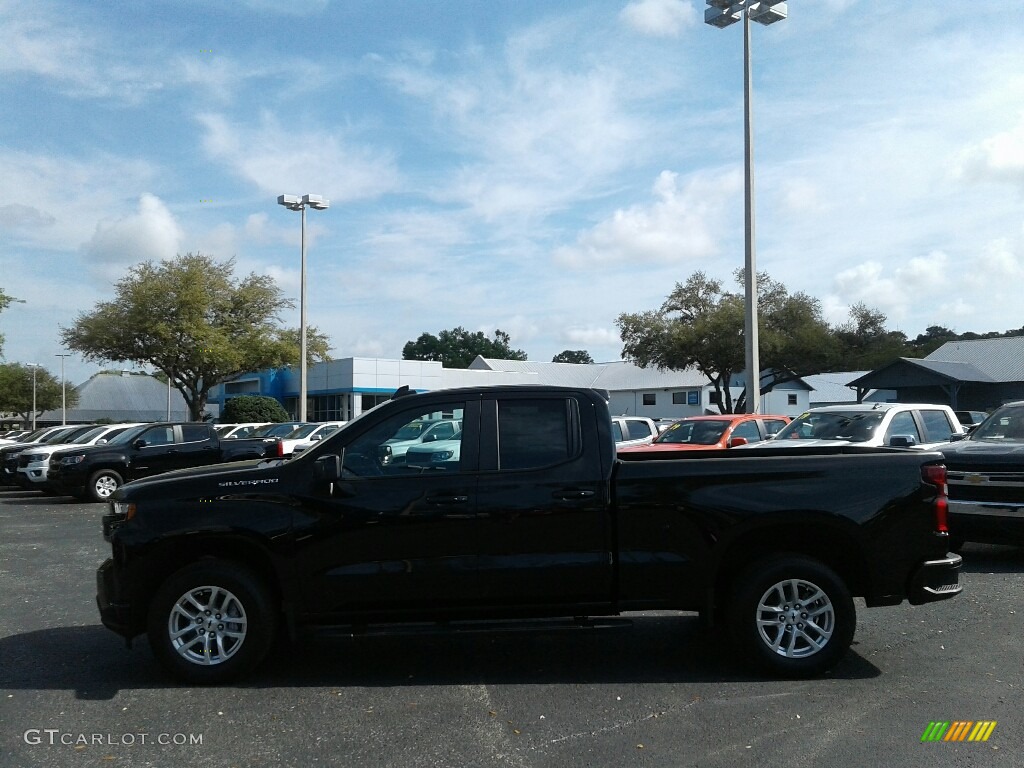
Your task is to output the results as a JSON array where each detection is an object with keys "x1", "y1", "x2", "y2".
[{"x1": 766, "y1": 403, "x2": 965, "y2": 449}]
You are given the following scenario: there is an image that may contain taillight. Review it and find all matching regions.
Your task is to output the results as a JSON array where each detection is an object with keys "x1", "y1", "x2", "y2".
[
  {"x1": 275, "y1": 439, "x2": 284, "y2": 458},
  {"x1": 922, "y1": 463, "x2": 949, "y2": 533}
]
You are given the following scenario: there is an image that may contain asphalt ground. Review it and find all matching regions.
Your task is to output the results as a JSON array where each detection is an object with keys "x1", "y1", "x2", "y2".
[{"x1": 0, "y1": 487, "x2": 1021, "y2": 768}]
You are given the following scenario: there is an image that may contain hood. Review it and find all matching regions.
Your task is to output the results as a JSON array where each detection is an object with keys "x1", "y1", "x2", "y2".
[
  {"x1": 938, "y1": 439, "x2": 1024, "y2": 468},
  {"x1": 620, "y1": 442, "x2": 722, "y2": 453},
  {"x1": 115, "y1": 458, "x2": 286, "y2": 501}
]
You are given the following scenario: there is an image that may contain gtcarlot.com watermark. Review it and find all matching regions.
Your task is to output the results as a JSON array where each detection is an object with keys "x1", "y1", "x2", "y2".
[{"x1": 24, "y1": 729, "x2": 203, "y2": 746}]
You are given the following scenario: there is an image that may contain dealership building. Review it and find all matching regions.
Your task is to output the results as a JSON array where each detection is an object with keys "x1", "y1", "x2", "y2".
[{"x1": 206, "y1": 356, "x2": 813, "y2": 421}]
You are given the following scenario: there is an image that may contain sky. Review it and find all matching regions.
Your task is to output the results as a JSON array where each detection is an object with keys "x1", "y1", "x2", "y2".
[{"x1": 2, "y1": 0, "x2": 1024, "y2": 388}]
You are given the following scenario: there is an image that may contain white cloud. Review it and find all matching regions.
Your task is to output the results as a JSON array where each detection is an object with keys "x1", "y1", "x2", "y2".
[
  {"x1": 563, "y1": 326, "x2": 621, "y2": 347},
  {"x1": 956, "y1": 113, "x2": 1024, "y2": 187},
  {"x1": 0, "y1": 149, "x2": 156, "y2": 251},
  {"x1": 84, "y1": 193, "x2": 183, "y2": 267},
  {"x1": 554, "y1": 169, "x2": 741, "y2": 268},
  {"x1": 619, "y1": 0, "x2": 695, "y2": 38},
  {"x1": 0, "y1": 1, "x2": 164, "y2": 102},
  {"x1": 197, "y1": 112, "x2": 401, "y2": 202}
]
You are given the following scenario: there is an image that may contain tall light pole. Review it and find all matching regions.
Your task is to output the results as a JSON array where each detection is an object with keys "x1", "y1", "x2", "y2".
[
  {"x1": 277, "y1": 193, "x2": 330, "y2": 422},
  {"x1": 705, "y1": 0, "x2": 787, "y2": 413},
  {"x1": 26, "y1": 363, "x2": 40, "y2": 430},
  {"x1": 55, "y1": 354, "x2": 71, "y2": 425}
]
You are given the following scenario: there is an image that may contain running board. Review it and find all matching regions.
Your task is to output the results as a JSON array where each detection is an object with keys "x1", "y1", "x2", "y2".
[{"x1": 311, "y1": 616, "x2": 634, "y2": 639}]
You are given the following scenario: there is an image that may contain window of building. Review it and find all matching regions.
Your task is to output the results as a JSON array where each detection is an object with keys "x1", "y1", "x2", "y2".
[
  {"x1": 672, "y1": 392, "x2": 686, "y2": 405},
  {"x1": 788, "y1": 394, "x2": 798, "y2": 406},
  {"x1": 642, "y1": 393, "x2": 656, "y2": 406}
]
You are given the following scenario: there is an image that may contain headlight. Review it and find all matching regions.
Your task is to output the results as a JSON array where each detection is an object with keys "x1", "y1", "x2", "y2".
[
  {"x1": 61, "y1": 455, "x2": 85, "y2": 464},
  {"x1": 111, "y1": 501, "x2": 136, "y2": 520},
  {"x1": 432, "y1": 451, "x2": 454, "y2": 461}
]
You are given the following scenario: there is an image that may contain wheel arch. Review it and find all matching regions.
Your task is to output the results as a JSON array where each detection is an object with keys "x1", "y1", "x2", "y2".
[
  {"x1": 711, "y1": 521, "x2": 871, "y2": 616},
  {"x1": 126, "y1": 535, "x2": 285, "y2": 635}
]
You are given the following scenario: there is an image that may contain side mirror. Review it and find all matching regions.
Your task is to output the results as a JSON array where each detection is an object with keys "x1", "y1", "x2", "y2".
[
  {"x1": 95, "y1": 439, "x2": 107, "y2": 445},
  {"x1": 378, "y1": 444, "x2": 393, "y2": 465},
  {"x1": 948, "y1": 432, "x2": 967, "y2": 442},
  {"x1": 133, "y1": 439, "x2": 148, "y2": 449},
  {"x1": 313, "y1": 454, "x2": 342, "y2": 482},
  {"x1": 311, "y1": 434, "x2": 322, "y2": 441},
  {"x1": 888, "y1": 435, "x2": 917, "y2": 448},
  {"x1": 728, "y1": 437, "x2": 749, "y2": 448}
]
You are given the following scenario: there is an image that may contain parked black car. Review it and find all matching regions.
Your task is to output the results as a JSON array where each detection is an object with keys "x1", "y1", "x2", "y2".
[{"x1": 48, "y1": 422, "x2": 282, "y2": 502}]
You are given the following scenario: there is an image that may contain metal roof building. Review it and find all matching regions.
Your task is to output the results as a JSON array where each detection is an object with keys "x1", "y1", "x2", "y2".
[
  {"x1": 36, "y1": 372, "x2": 190, "y2": 425},
  {"x1": 849, "y1": 336, "x2": 1024, "y2": 411}
]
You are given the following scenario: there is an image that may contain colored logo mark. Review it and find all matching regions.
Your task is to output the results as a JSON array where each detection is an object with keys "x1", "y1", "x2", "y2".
[{"x1": 921, "y1": 721, "x2": 997, "y2": 742}]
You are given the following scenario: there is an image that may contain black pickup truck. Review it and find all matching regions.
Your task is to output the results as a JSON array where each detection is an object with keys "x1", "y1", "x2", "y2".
[
  {"x1": 49, "y1": 422, "x2": 283, "y2": 502},
  {"x1": 939, "y1": 400, "x2": 1024, "y2": 547},
  {"x1": 97, "y1": 386, "x2": 961, "y2": 684}
]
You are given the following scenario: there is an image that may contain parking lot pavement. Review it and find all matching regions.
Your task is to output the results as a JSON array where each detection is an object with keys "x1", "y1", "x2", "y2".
[{"x1": 1, "y1": 488, "x2": 1022, "y2": 768}]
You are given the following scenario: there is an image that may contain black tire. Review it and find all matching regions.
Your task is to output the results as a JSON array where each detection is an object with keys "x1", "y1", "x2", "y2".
[
  {"x1": 87, "y1": 469, "x2": 123, "y2": 502},
  {"x1": 727, "y1": 554, "x2": 855, "y2": 678},
  {"x1": 147, "y1": 560, "x2": 276, "y2": 685}
]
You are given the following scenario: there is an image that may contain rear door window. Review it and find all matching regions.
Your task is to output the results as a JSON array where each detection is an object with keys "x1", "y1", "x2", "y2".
[
  {"x1": 918, "y1": 409, "x2": 956, "y2": 442},
  {"x1": 497, "y1": 399, "x2": 575, "y2": 471}
]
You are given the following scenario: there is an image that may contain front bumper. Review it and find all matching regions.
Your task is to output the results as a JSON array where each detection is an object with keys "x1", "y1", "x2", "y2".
[
  {"x1": 908, "y1": 552, "x2": 962, "y2": 605},
  {"x1": 96, "y1": 558, "x2": 137, "y2": 640}
]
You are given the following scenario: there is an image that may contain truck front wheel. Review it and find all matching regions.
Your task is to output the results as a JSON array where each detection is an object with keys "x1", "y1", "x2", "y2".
[
  {"x1": 88, "y1": 470, "x2": 123, "y2": 502},
  {"x1": 147, "y1": 560, "x2": 276, "y2": 684},
  {"x1": 728, "y1": 555, "x2": 855, "y2": 678}
]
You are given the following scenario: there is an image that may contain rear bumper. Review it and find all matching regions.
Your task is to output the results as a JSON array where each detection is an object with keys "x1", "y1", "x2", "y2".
[{"x1": 908, "y1": 553, "x2": 962, "y2": 605}]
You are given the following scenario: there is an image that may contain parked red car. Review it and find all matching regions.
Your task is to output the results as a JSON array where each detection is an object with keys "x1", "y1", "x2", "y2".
[{"x1": 618, "y1": 413, "x2": 791, "y2": 454}]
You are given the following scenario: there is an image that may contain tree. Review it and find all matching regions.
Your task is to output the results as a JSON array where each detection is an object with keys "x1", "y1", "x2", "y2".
[
  {"x1": 402, "y1": 327, "x2": 527, "y2": 368},
  {"x1": 0, "y1": 288, "x2": 25, "y2": 358},
  {"x1": 61, "y1": 253, "x2": 332, "y2": 421},
  {"x1": 834, "y1": 303, "x2": 910, "y2": 369},
  {"x1": 618, "y1": 271, "x2": 746, "y2": 412},
  {"x1": 617, "y1": 270, "x2": 885, "y2": 413},
  {"x1": 552, "y1": 350, "x2": 595, "y2": 364},
  {"x1": 222, "y1": 395, "x2": 290, "y2": 424},
  {"x1": 0, "y1": 363, "x2": 79, "y2": 423}
]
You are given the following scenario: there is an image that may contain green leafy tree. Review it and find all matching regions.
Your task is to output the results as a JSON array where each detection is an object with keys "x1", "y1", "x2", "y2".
[
  {"x1": 0, "y1": 363, "x2": 79, "y2": 423},
  {"x1": 0, "y1": 288, "x2": 26, "y2": 358},
  {"x1": 402, "y1": 327, "x2": 527, "y2": 369},
  {"x1": 617, "y1": 270, "x2": 886, "y2": 413},
  {"x1": 552, "y1": 350, "x2": 595, "y2": 364},
  {"x1": 61, "y1": 252, "x2": 332, "y2": 421},
  {"x1": 222, "y1": 395, "x2": 290, "y2": 423},
  {"x1": 834, "y1": 303, "x2": 910, "y2": 370}
]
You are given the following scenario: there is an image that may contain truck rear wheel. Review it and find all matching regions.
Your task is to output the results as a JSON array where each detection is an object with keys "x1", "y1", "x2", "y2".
[
  {"x1": 147, "y1": 560, "x2": 276, "y2": 684},
  {"x1": 88, "y1": 470, "x2": 123, "y2": 502},
  {"x1": 728, "y1": 555, "x2": 855, "y2": 678}
]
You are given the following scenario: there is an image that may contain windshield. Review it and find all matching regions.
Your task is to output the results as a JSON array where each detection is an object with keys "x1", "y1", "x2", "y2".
[
  {"x1": 970, "y1": 406, "x2": 1024, "y2": 441},
  {"x1": 42, "y1": 427, "x2": 80, "y2": 443},
  {"x1": 654, "y1": 420, "x2": 730, "y2": 445},
  {"x1": 773, "y1": 411, "x2": 884, "y2": 442},
  {"x1": 103, "y1": 425, "x2": 151, "y2": 445},
  {"x1": 70, "y1": 426, "x2": 109, "y2": 443},
  {"x1": 388, "y1": 421, "x2": 432, "y2": 441},
  {"x1": 285, "y1": 424, "x2": 322, "y2": 439},
  {"x1": 251, "y1": 423, "x2": 302, "y2": 437}
]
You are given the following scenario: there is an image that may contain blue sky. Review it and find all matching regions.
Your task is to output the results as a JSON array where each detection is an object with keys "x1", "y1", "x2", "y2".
[{"x1": 2, "y1": 0, "x2": 1024, "y2": 388}]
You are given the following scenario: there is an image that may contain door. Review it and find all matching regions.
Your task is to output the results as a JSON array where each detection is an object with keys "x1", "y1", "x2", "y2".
[
  {"x1": 127, "y1": 425, "x2": 183, "y2": 478},
  {"x1": 474, "y1": 394, "x2": 614, "y2": 611},
  {"x1": 293, "y1": 398, "x2": 482, "y2": 619}
]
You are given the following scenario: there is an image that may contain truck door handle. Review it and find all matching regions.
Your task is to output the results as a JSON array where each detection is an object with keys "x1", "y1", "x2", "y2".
[
  {"x1": 426, "y1": 495, "x2": 469, "y2": 505},
  {"x1": 553, "y1": 489, "x2": 595, "y2": 500}
]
